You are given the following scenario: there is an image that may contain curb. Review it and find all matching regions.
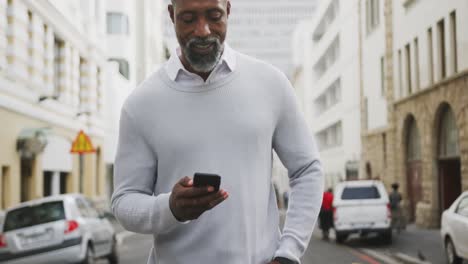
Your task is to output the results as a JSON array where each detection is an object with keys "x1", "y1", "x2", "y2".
[{"x1": 392, "y1": 253, "x2": 431, "y2": 264}]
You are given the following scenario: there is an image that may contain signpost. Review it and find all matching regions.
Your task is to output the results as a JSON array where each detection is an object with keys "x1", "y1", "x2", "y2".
[{"x1": 70, "y1": 130, "x2": 96, "y2": 193}]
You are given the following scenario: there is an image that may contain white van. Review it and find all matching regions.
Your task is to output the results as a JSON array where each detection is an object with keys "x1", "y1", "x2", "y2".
[{"x1": 333, "y1": 180, "x2": 392, "y2": 244}]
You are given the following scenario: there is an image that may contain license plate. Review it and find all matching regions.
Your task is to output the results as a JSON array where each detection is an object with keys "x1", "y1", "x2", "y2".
[
  {"x1": 21, "y1": 231, "x2": 53, "y2": 246},
  {"x1": 351, "y1": 223, "x2": 372, "y2": 229}
]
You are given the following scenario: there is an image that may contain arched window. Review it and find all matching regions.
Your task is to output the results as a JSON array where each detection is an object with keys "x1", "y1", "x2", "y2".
[
  {"x1": 406, "y1": 118, "x2": 421, "y2": 162},
  {"x1": 438, "y1": 106, "x2": 459, "y2": 158}
]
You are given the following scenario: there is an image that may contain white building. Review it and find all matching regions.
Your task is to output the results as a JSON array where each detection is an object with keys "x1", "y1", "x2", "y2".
[
  {"x1": 163, "y1": 0, "x2": 317, "y2": 77},
  {"x1": 103, "y1": 0, "x2": 166, "y2": 198},
  {"x1": 293, "y1": 0, "x2": 361, "y2": 188},
  {"x1": 0, "y1": 0, "x2": 110, "y2": 208},
  {"x1": 105, "y1": 0, "x2": 166, "y2": 88}
]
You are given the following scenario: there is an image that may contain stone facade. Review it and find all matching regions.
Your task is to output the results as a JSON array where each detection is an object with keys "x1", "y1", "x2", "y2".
[
  {"x1": 360, "y1": 0, "x2": 468, "y2": 227},
  {"x1": 393, "y1": 71, "x2": 468, "y2": 227}
]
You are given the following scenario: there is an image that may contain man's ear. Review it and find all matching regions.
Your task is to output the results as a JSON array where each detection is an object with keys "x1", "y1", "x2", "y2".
[
  {"x1": 168, "y1": 4, "x2": 175, "y2": 24},
  {"x1": 226, "y1": 1, "x2": 231, "y2": 17}
]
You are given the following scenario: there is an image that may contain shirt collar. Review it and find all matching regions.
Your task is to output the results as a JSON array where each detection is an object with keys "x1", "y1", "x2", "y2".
[{"x1": 165, "y1": 43, "x2": 236, "y2": 81}]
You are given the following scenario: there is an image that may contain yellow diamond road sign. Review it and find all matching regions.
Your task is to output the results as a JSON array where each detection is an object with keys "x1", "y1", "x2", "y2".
[{"x1": 71, "y1": 130, "x2": 96, "y2": 154}]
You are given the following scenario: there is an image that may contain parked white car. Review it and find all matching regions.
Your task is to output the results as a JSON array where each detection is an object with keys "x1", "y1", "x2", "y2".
[
  {"x1": 441, "y1": 191, "x2": 468, "y2": 264},
  {"x1": 0, "y1": 194, "x2": 118, "y2": 264},
  {"x1": 333, "y1": 180, "x2": 392, "y2": 244}
]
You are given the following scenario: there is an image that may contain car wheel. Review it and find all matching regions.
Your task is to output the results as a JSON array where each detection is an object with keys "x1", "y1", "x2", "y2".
[
  {"x1": 82, "y1": 244, "x2": 95, "y2": 264},
  {"x1": 336, "y1": 233, "x2": 347, "y2": 244},
  {"x1": 381, "y1": 229, "x2": 392, "y2": 245},
  {"x1": 107, "y1": 238, "x2": 119, "y2": 264},
  {"x1": 445, "y1": 238, "x2": 462, "y2": 264}
]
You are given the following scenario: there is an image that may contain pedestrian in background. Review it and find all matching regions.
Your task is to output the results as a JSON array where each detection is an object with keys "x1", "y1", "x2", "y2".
[
  {"x1": 389, "y1": 183, "x2": 403, "y2": 233},
  {"x1": 319, "y1": 188, "x2": 334, "y2": 240},
  {"x1": 111, "y1": 0, "x2": 324, "y2": 263}
]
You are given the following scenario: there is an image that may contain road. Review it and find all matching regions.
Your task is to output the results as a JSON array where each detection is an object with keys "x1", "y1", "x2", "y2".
[{"x1": 100, "y1": 230, "x2": 389, "y2": 264}]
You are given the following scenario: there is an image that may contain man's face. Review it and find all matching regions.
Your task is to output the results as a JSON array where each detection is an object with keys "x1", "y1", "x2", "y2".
[{"x1": 169, "y1": 0, "x2": 231, "y2": 73}]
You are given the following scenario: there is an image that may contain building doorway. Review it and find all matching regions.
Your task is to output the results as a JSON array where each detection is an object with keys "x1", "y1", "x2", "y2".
[
  {"x1": 437, "y1": 104, "x2": 461, "y2": 212},
  {"x1": 366, "y1": 162, "x2": 372, "y2": 180},
  {"x1": 405, "y1": 116, "x2": 423, "y2": 222},
  {"x1": 42, "y1": 135, "x2": 73, "y2": 196},
  {"x1": 20, "y1": 158, "x2": 34, "y2": 202},
  {"x1": 43, "y1": 171, "x2": 69, "y2": 196},
  {"x1": 1, "y1": 166, "x2": 10, "y2": 209}
]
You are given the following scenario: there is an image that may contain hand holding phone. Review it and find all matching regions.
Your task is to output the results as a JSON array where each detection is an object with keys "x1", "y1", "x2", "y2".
[
  {"x1": 193, "y1": 173, "x2": 221, "y2": 192},
  {"x1": 169, "y1": 175, "x2": 228, "y2": 222}
]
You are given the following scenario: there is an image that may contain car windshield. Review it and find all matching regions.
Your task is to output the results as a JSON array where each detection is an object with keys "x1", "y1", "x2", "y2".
[
  {"x1": 341, "y1": 186, "x2": 381, "y2": 200},
  {"x1": 3, "y1": 201, "x2": 65, "y2": 232}
]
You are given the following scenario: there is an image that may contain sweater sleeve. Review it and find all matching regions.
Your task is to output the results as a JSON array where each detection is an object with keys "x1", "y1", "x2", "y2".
[
  {"x1": 111, "y1": 106, "x2": 185, "y2": 235},
  {"x1": 272, "y1": 74, "x2": 324, "y2": 263}
]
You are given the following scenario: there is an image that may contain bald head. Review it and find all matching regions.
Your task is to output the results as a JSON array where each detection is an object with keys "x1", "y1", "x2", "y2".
[{"x1": 170, "y1": 0, "x2": 228, "y2": 7}]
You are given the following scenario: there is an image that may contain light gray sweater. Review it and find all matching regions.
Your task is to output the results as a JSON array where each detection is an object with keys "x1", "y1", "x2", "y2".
[{"x1": 111, "y1": 52, "x2": 324, "y2": 264}]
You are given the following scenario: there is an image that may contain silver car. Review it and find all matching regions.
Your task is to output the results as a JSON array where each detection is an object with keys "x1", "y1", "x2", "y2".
[{"x1": 0, "y1": 194, "x2": 118, "y2": 264}]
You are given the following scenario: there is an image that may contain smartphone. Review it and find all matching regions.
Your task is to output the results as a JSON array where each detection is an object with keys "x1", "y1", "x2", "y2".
[{"x1": 193, "y1": 173, "x2": 221, "y2": 192}]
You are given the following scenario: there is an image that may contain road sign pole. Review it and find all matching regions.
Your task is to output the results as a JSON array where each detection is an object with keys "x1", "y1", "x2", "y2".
[
  {"x1": 79, "y1": 154, "x2": 84, "y2": 193},
  {"x1": 71, "y1": 130, "x2": 96, "y2": 195}
]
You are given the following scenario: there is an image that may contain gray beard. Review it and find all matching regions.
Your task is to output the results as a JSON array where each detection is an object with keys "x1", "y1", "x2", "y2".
[{"x1": 183, "y1": 37, "x2": 224, "y2": 73}]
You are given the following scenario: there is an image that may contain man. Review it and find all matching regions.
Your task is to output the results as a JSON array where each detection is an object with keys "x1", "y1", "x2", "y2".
[
  {"x1": 111, "y1": 0, "x2": 323, "y2": 263},
  {"x1": 319, "y1": 188, "x2": 334, "y2": 240},
  {"x1": 389, "y1": 183, "x2": 403, "y2": 233}
]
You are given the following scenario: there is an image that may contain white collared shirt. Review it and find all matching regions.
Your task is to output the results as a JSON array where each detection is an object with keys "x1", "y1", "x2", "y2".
[{"x1": 164, "y1": 43, "x2": 237, "y2": 85}]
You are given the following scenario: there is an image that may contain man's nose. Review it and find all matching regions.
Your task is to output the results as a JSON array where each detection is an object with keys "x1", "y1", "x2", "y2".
[{"x1": 194, "y1": 18, "x2": 211, "y2": 37}]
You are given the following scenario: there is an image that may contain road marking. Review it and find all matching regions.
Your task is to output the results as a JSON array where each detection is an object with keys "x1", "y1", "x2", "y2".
[
  {"x1": 360, "y1": 249, "x2": 402, "y2": 264},
  {"x1": 347, "y1": 247, "x2": 381, "y2": 264}
]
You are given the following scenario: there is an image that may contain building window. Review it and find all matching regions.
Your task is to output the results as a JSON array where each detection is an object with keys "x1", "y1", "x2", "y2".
[
  {"x1": 439, "y1": 106, "x2": 459, "y2": 158},
  {"x1": 428, "y1": 28, "x2": 434, "y2": 85},
  {"x1": 54, "y1": 36, "x2": 64, "y2": 96},
  {"x1": 106, "y1": 12, "x2": 129, "y2": 35},
  {"x1": 312, "y1": 0, "x2": 340, "y2": 42},
  {"x1": 79, "y1": 57, "x2": 86, "y2": 108},
  {"x1": 450, "y1": 11, "x2": 457, "y2": 74},
  {"x1": 380, "y1": 56, "x2": 385, "y2": 96},
  {"x1": 437, "y1": 19, "x2": 446, "y2": 80},
  {"x1": 315, "y1": 78, "x2": 341, "y2": 114},
  {"x1": 405, "y1": 44, "x2": 412, "y2": 95},
  {"x1": 27, "y1": 10, "x2": 33, "y2": 76},
  {"x1": 314, "y1": 36, "x2": 339, "y2": 78},
  {"x1": 317, "y1": 121, "x2": 342, "y2": 150},
  {"x1": 382, "y1": 133, "x2": 387, "y2": 167},
  {"x1": 109, "y1": 58, "x2": 130, "y2": 80},
  {"x1": 414, "y1": 38, "x2": 420, "y2": 91},
  {"x1": 398, "y1": 49, "x2": 403, "y2": 98},
  {"x1": 364, "y1": 97, "x2": 369, "y2": 130},
  {"x1": 366, "y1": 0, "x2": 380, "y2": 34},
  {"x1": 96, "y1": 67, "x2": 102, "y2": 112},
  {"x1": 407, "y1": 118, "x2": 421, "y2": 161},
  {"x1": 6, "y1": 0, "x2": 13, "y2": 65},
  {"x1": 1, "y1": 166, "x2": 10, "y2": 209}
]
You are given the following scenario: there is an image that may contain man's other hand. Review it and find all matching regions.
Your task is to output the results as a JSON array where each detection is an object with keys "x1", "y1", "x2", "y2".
[{"x1": 169, "y1": 176, "x2": 229, "y2": 222}]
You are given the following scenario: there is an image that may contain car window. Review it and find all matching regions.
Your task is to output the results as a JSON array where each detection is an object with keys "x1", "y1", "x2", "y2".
[
  {"x1": 76, "y1": 198, "x2": 91, "y2": 217},
  {"x1": 341, "y1": 186, "x2": 381, "y2": 200},
  {"x1": 4, "y1": 201, "x2": 65, "y2": 232},
  {"x1": 84, "y1": 199, "x2": 99, "y2": 218},
  {"x1": 456, "y1": 196, "x2": 468, "y2": 217}
]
